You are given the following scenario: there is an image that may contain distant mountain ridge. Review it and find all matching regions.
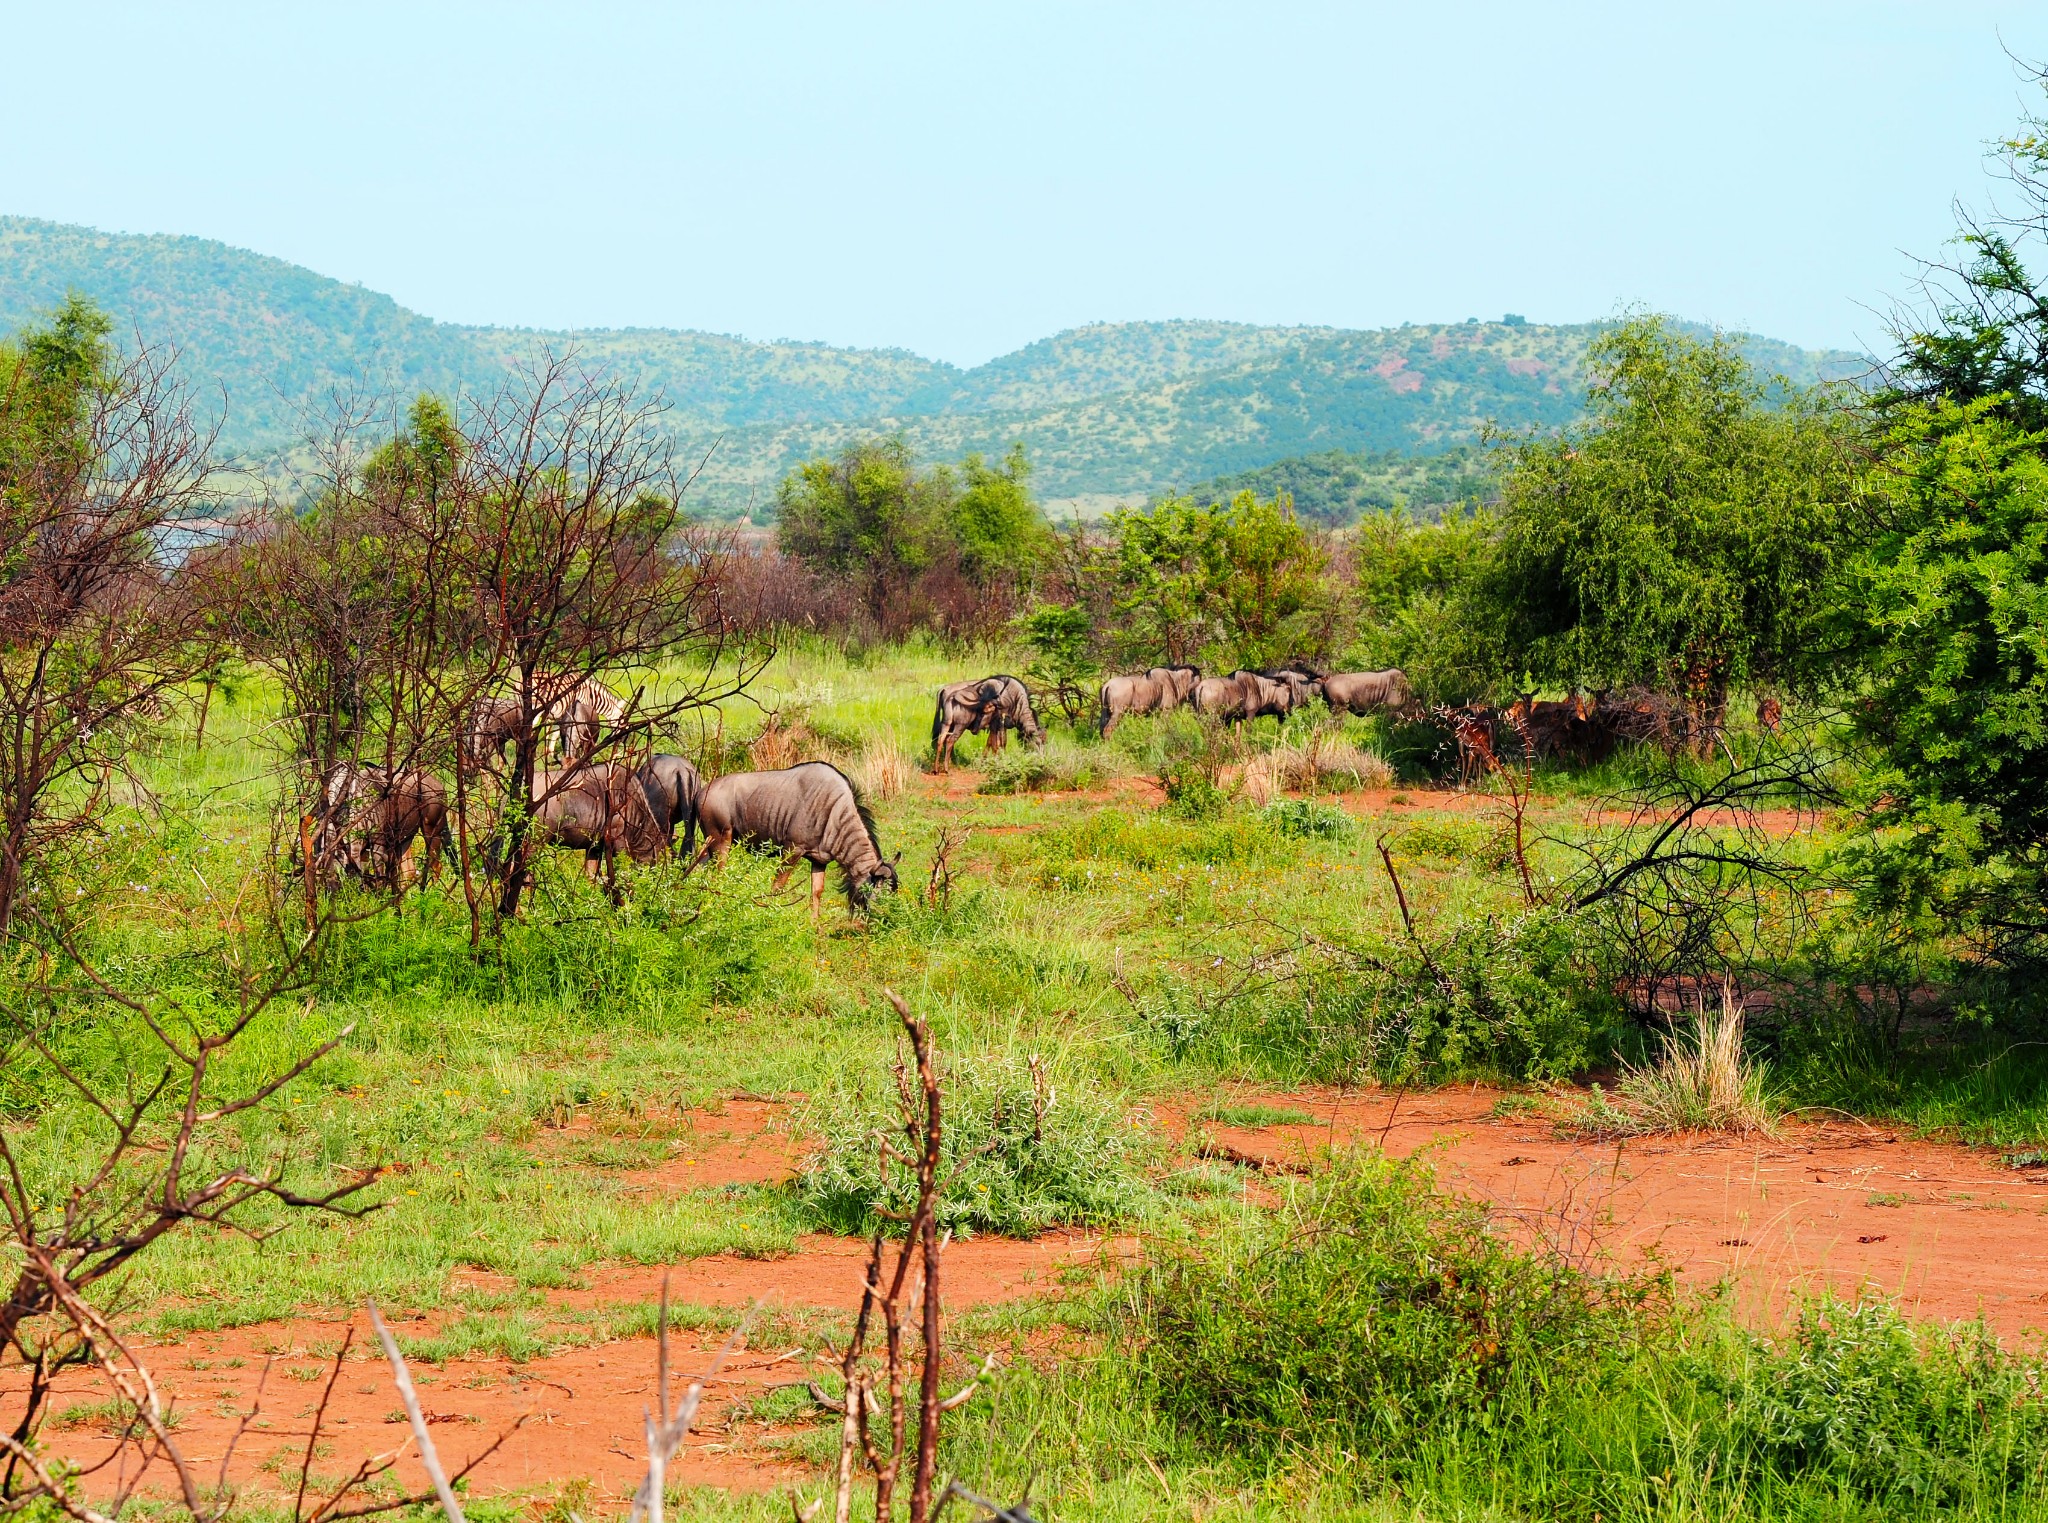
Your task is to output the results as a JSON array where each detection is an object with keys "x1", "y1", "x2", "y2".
[{"x1": 0, "y1": 216, "x2": 1867, "y2": 516}]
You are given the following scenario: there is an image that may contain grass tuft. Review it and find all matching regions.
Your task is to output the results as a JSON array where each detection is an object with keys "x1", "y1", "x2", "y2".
[{"x1": 1614, "y1": 989, "x2": 1779, "y2": 1135}]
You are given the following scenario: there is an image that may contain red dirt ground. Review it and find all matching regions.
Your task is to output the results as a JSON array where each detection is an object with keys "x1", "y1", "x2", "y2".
[{"x1": 24, "y1": 1088, "x2": 2048, "y2": 1509}]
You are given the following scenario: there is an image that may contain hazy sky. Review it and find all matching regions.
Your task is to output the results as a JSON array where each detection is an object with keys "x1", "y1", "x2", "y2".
[{"x1": 6, "y1": 2, "x2": 2046, "y2": 366}]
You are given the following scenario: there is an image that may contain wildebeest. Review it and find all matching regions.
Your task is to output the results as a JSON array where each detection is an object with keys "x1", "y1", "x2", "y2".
[
  {"x1": 690, "y1": 761, "x2": 900, "y2": 919},
  {"x1": 313, "y1": 763, "x2": 451, "y2": 890},
  {"x1": 1322, "y1": 669, "x2": 1417, "y2": 719},
  {"x1": 931, "y1": 675, "x2": 1046, "y2": 771},
  {"x1": 528, "y1": 763, "x2": 669, "y2": 889},
  {"x1": 1193, "y1": 670, "x2": 1303, "y2": 727},
  {"x1": 1096, "y1": 664, "x2": 1201, "y2": 736},
  {"x1": 637, "y1": 753, "x2": 705, "y2": 857},
  {"x1": 1257, "y1": 666, "x2": 1325, "y2": 709}
]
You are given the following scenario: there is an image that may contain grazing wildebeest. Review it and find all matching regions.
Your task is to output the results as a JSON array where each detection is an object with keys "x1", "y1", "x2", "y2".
[
  {"x1": 528, "y1": 763, "x2": 669, "y2": 890},
  {"x1": 1194, "y1": 671, "x2": 1301, "y2": 727},
  {"x1": 637, "y1": 753, "x2": 705, "y2": 857},
  {"x1": 313, "y1": 764, "x2": 451, "y2": 890},
  {"x1": 1322, "y1": 669, "x2": 1417, "y2": 719},
  {"x1": 1097, "y1": 665, "x2": 1202, "y2": 735},
  {"x1": 931, "y1": 675, "x2": 1045, "y2": 771},
  {"x1": 690, "y1": 762, "x2": 900, "y2": 920}
]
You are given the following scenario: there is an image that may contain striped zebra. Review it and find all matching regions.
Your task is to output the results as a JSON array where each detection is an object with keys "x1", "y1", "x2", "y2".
[
  {"x1": 464, "y1": 674, "x2": 629, "y2": 770},
  {"x1": 553, "y1": 676, "x2": 629, "y2": 760}
]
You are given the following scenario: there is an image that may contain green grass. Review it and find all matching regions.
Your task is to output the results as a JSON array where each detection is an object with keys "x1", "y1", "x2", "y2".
[
  {"x1": 16, "y1": 641, "x2": 2048, "y2": 1518},
  {"x1": 1194, "y1": 1102, "x2": 1318, "y2": 1127}
]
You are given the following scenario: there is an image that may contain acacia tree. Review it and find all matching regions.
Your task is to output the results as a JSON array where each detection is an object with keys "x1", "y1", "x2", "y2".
[
  {"x1": 1483, "y1": 317, "x2": 1857, "y2": 732},
  {"x1": 1095, "y1": 489, "x2": 1326, "y2": 668}
]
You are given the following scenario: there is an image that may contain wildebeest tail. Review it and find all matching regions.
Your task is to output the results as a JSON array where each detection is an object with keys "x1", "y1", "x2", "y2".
[{"x1": 931, "y1": 690, "x2": 946, "y2": 747}]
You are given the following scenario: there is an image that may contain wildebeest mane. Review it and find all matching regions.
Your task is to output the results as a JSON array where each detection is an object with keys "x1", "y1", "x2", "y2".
[{"x1": 807, "y1": 759, "x2": 882, "y2": 856}]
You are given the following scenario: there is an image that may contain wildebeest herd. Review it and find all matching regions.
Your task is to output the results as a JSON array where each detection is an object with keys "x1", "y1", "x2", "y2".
[
  {"x1": 308, "y1": 661, "x2": 1729, "y2": 921},
  {"x1": 312, "y1": 673, "x2": 896, "y2": 921}
]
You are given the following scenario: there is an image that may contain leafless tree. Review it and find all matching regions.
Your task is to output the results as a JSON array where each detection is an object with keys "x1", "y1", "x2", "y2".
[
  {"x1": 0, "y1": 323, "x2": 220, "y2": 942},
  {"x1": 408, "y1": 355, "x2": 766, "y2": 923}
]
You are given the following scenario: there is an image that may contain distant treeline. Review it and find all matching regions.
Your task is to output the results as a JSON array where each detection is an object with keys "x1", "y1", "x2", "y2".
[{"x1": 1175, "y1": 445, "x2": 1498, "y2": 527}]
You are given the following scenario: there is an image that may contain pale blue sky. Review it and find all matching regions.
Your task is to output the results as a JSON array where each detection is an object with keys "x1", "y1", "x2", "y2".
[{"x1": 6, "y1": 2, "x2": 2045, "y2": 364}]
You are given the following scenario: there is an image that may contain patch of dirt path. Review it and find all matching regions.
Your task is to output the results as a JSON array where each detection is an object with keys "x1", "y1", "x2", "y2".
[
  {"x1": 1174, "y1": 1087, "x2": 2048, "y2": 1341},
  {"x1": 31, "y1": 1087, "x2": 2048, "y2": 1509},
  {"x1": 23, "y1": 1231, "x2": 1123, "y2": 1511}
]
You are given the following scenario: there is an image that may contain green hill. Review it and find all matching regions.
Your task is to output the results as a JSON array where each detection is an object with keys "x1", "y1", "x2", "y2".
[
  {"x1": 0, "y1": 216, "x2": 1867, "y2": 516},
  {"x1": 1180, "y1": 445, "x2": 1500, "y2": 527}
]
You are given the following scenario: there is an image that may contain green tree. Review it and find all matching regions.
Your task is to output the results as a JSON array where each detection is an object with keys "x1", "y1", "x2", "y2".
[
  {"x1": 1485, "y1": 316, "x2": 1855, "y2": 715},
  {"x1": 1018, "y1": 601, "x2": 1099, "y2": 725},
  {"x1": 1097, "y1": 489, "x2": 1325, "y2": 668},
  {"x1": 1349, "y1": 507, "x2": 1500, "y2": 701},
  {"x1": 951, "y1": 443, "x2": 1051, "y2": 591},
  {"x1": 776, "y1": 438, "x2": 952, "y2": 628},
  {"x1": 1848, "y1": 396, "x2": 2048, "y2": 968}
]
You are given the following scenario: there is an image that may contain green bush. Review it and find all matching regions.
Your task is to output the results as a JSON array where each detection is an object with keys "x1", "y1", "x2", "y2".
[
  {"x1": 1137, "y1": 1150, "x2": 1657, "y2": 1454},
  {"x1": 1695, "y1": 1299, "x2": 2048, "y2": 1508},
  {"x1": 977, "y1": 739, "x2": 1101, "y2": 795},
  {"x1": 1257, "y1": 798, "x2": 1351, "y2": 840},
  {"x1": 1156, "y1": 908, "x2": 1619, "y2": 1084},
  {"x1": 796, "y1": 1050, "x2": 1155, "y2": 1237}
]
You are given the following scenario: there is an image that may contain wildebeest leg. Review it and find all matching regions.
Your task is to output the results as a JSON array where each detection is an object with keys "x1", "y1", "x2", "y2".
[
  {"x1": 685, "y1": 833, "x2": 726, "y2": 875},
  {"x1": 810, "y1": 867, "x2": 826, "y2": 923},
  {"x1": 770, "y1": 843, "x2": 802, "y2": 892},
  {"x1": 583, "y1": 849, "x2": 602, "y2": 880}
]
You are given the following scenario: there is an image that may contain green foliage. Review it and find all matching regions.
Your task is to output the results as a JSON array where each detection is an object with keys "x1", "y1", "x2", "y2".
[
  {"x1": 775, "y1": 438, "x2": 954, "y2": 622},
  {"x1": 1137, "y1": 1150, "x2": 1655, "y2": 1454},
  {"x1": 1016, "y1": 601, "x2": 1098, "y2": 725},
  {"x1": 950, "y1": 444, "x2": 1050, "y2": 584},
  {"x1": 1847, "y1": 396, "x2": 2048, "y2": 965},
  {"x1": 1183, "y1": 443, "x2": 1498, "y2": 528},
  {"x1": 795, "y1": 1050, "x2": 1154, "y2": 1237},
  {"x1": 975, "y1": 738, "x2": 1102, "y2": 795},
  {"x1": 1256, "y1": 798, "x2": 1350, "y2": 840},
  {"x1": 776, "y1": 437, "x2": 1050, "y2": 630},
  {"x1": 1096, "y1": 489, "x2": 1326, "y2": 667},
  {"x1": 958, "y1": 1160, "x2": 2048, "y2": 1518},
  {"x1": 1695, "y1": 1299, "x2": 2048, "y2": 1507},
  {"x1": 1486, "y1": 316, "x2": 1858, "y2": 700},
  {"x1": 1348, "y1": 505, "x2": 1500, "y2": 701},
  {"x1": 0, "y1": 293, "x2": 113, "y2": 481},
  {"x1": 1162, "y1": 908, "x2": 1620, "y2": 1084}
]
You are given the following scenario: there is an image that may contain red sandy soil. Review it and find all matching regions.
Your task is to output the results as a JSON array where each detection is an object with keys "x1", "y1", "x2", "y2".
[{"x1": 24, "y1": 1088, "x2": 2048, "y2": 1508}]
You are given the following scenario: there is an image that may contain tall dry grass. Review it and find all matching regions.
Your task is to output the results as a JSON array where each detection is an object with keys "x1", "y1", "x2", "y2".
[
  {"x1": 848, "y1": 732, "x2": 914, "y2": 801},
  {"x1": 1612, "y1": 987, "x2": 1778, "y2": 1135},
  {"x1": 1241, "y1": 729, "x2": 1394, "y2": 805}
]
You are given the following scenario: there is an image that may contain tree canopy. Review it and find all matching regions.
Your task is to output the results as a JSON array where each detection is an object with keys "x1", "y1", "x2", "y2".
[{"x1": 1482, "y1": 316, "x2": 1856, "y2": 702}]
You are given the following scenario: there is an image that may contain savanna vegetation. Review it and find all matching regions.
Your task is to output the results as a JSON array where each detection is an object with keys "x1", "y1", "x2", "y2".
[{"x1": 12, "y1": 68, "x2": 2048, "y2": 1523}]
